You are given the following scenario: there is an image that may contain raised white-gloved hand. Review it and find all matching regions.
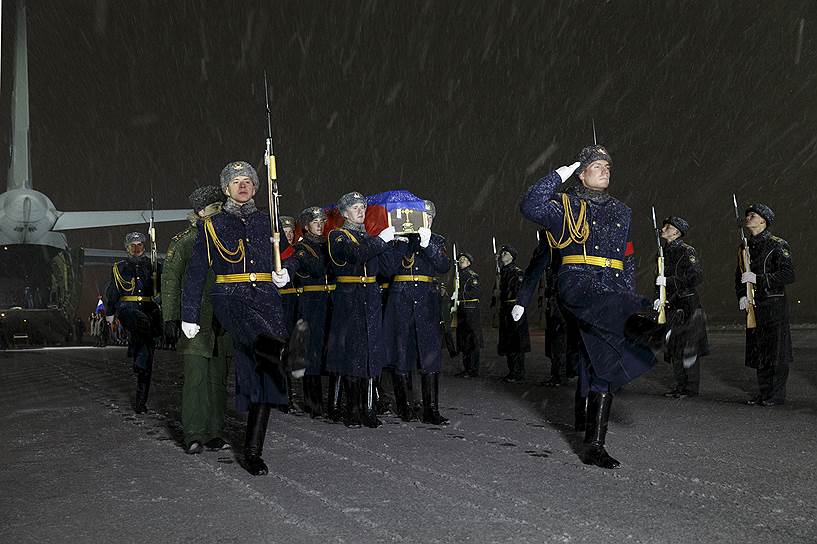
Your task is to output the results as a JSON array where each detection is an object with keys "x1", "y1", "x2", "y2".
[
  {"x1": 106, "y1": 315, "x2": 114, "y2": 324},
  {"x1": 418, "y1": 227, "x2": 432, "y2": 248},
  {"x1": 653, "y1": 299, "x2": 661, "y2": 311},
  {"x1": 272, "y1": 269, "x2": 290, "y2": 288},
  {"x1": 741, "y1": 271, "x2": 757, "y2": 284},
  {"x1": 738, "y1": 296, "x2": 748, "y2": 311},
  {"x1": 655, "y1": 275, "x2": 667, "y2": 286},
  {"x1": 511, "y1": 304, "x2": 525, "y2": 322},
  {"x1": 556, "y1": 161, "x2": 581, "y2": 182},
  {"x1": 181, "y1": 321, "x2": 201, "y2": 339},
  {"x1": 378, "y1": 226, "x2": 395, "y2": 243}
]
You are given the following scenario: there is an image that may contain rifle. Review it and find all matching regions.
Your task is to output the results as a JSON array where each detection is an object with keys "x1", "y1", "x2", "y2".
[
  {"x1": 733, "y1": 194, "x2": 757, "y2": 329},
  {"x1": 148, "y1": 196, "x2": 158, "y2": 298},
  {"x1": 263, "y1": 72, "x2": 282, "y2": 273},
  {"x1": 491, "y1": 236, "x2": 500, "y2": 328},
  {"x1": 450, "y1": 243, "x2": 460, "y2": 328},
  {"x1": 651, "y1": 207, "x2": 666, "y2": 324}
]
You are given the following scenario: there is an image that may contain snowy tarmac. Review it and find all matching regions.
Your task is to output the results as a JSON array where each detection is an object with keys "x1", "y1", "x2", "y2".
[{"x1": 1, "y1": 329, "x2": 815, "y2": 543}]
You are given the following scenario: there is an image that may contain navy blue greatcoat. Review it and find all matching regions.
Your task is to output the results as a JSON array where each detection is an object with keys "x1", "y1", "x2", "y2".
[
  {"x1": 456, "y1": 266, "x2": 484, "y2": 352},
  {"x1": 497, "y1": 262, "x2": 531, "y2": 355},
  {"x1": 105, "y1": 255, "x2": 162, "y2": 373},
  {"x1": 284, "y1": 236, "x2": 334, "y2": 376},
  {"x1": 325, "y1": 226, "x2": 407, "y2": 378},
  {"x1": 382, "y1": 234, "x2": 451, "y2": 375},
  {"x1": 520, "y1": 170, "x2": 655, "y2": 394},
  {"x1": 182, "y1": 206, "x2": 289, "y2": 411}
]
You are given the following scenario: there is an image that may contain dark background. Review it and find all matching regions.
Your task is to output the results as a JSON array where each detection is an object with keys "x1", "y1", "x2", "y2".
[{"x1": 1, "y1": 0, "x2": 815, "y2": 322}]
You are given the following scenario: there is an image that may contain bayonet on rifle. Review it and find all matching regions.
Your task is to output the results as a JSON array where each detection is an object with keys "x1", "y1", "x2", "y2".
[
  {"x1": 652, "y1": 207, "x2": 666, "y2": 325},
  {"x1": 263, "y1": 72, "x2": 282, "y2": 273}
]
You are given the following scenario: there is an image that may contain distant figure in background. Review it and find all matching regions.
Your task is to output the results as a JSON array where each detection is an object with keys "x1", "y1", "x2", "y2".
[
  {"x1": 736, "y1": 204, "x2": 794, "y2": 407},
  {"x1": 105, "y1": 232, "x2": 162, "y2": 414},
  {"x1": 655, "y1": 216, "x2": 709, "y2": 399},
  {"x1": 496, "y1": 245, "x2": 530, "y2": 383},
  {"x1": 163, "y1": 185, "x2": 231, "y2": 455},
  {"x1": 453, "y1": 252, "x2": 483, "y2": 378}
]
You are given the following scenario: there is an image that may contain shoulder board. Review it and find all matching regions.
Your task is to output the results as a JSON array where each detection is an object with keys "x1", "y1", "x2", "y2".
[
  {"x1": 771, "y1": 235, "x2": 786, "y2": 245},
  {"x1": 330, "y1": 228, "x2": 360, "y2": 245}
]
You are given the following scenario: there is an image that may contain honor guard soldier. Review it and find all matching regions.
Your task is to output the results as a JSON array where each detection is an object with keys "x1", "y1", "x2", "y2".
[
  {"x1": 325, "y1": 191, "x2": 407, "y2": 428},
  {"x1": 512, "y1": 235, "x2": 574, "y2": 386},
  {"x1": 382, "y1": 200, "x2": 451, "y2": 425},
  {"x1": 181, "y1": 161, "x2": 292, "y2": 476},
  {"x1": 655, "y1": 216, "x2": 709, "y2": 398},
  {"x1": 162, "y1": 186, "x2": 231, "y2": 454},
  {"x1": 284, "y1": 207, "x2": 334, "y2": 418},
  {"x1": 454, "y1": 252, "x2": 484, "y2": 377},
  {"x1": 520, "y1": 144, "x2": 658, "y2": 469},
  {"x1": 278, "y1": 215, "x2": 300, "y2": 334},
  {"x1": 105, "y1": 232, "x2": 163, "y2": 414},
  {"x1": 736, "y1": 204, "x2": 794, "y2": 406},
  {"x1": 496, "y1": 245, "x2": 531, "y2": 383}
]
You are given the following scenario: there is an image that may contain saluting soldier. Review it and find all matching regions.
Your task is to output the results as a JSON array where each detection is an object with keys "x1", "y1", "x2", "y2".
[
  {"x1": 382, "y1": 201, "x2": 451, "y2": 424},
  {"x1": 735, "y1": 204, "x2": 794, "y2": 406},
  {"x1": 181, "y1": 161, "x2": 292, "y2": 476},
  {"x1": 162, "y1": 186, "x2": 231, "y2": 454},
  {"x1": 454, "y1": 252, "x2": 484, "y2": 378},
  {"x1": 655, "y1": 216, "x2": 709, "y2": 399},
  {"x1": 105, "y1": 232, "x2": 163, "y2": 414},
  {"x1": 325, "y1": 191, "x2": 407, "y2": 428},
  {"x1": 520, "y1": 144, "x2": 657, "y2": 469},
  {"x1": 496, "y1": 245, "x2": 530, "y2": 383},
  {"x1": 284, "y1": 207, "x2": 334, "y2": 418}
]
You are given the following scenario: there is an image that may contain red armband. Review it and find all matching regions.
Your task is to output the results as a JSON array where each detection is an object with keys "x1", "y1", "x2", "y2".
[
  {"x1": 624, "y1": 241, "x2": 634, "y2": 257},
  {"x1": 281, "y1": 245, "x2": 295, "y2": 260}
]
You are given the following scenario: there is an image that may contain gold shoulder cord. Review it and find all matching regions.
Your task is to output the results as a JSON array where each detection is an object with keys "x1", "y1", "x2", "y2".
[
  {"x1": 295, "y1": 243, "x2": 320, "y2": 278},
  {"x1": 328, "y1": 228, "x2": 359, "y2": 267},
  {"x1": 204, "y1": 217, "x2": 246, "y2": 272},
  {"x1": 112, "y1": 263, "x2": 135, "y2": 294},
  {"x1": 546, "y1": 193, "x2": 590, "y2": 258}
]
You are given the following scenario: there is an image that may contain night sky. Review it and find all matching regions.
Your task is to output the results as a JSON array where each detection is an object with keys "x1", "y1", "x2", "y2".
[{"x1": 1, "y1": 0, "x2": 815, "y2": 321}]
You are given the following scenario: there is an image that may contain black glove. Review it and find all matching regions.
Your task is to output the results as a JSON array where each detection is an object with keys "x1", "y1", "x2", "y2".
[{"x1": 163, "y1": 320, "x2": 181, "y2": 343}]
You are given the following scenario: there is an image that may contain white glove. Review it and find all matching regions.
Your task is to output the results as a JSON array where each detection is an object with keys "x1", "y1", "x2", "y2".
[
  {"x1": 511, "y1": 304, "x2": 525, "y2": 322},
  {"x1": 738, "y1": 296, "x2": 748, "y2": 311},
  {"x1": 272, "y1": 269, "x2": 290, "y2": 288},
  {"x1": 378, "y1": 226, "x2": 395, "y2": 243},
  {"x1": 655, "y1": 275, "x2": 667, "y2": 286},
  {"x1": 181, "y1": 321, "x2": 201, "y2": 339},
  {"x1": 653, "y1": 299, "x2": 661, "y2": 311},
  {"x1": 106, "y1": 315, "x2": 114, "y2": 324},
  {"x1": 418, "y1": 227, "x2": 432, "y2": 248},
  {"x1": 555, "y1": 161, "x2": 581, "y2": 182},
  {"x1": 741, "y1": 271, "x2": 757, "y2": 284}
]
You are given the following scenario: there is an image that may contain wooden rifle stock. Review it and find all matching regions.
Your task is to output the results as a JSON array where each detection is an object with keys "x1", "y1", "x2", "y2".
[{"x1": 741, "y1": 246, "x2": 757, "y2": 329}]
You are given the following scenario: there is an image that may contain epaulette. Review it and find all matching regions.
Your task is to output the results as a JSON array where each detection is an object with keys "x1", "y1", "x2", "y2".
[{"x1": 771, "y1": 235, "x2": 787, "y2": 245}]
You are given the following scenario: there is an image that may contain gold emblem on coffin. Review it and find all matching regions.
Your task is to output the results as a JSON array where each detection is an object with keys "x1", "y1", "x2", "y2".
[{"x1": 387, "y1": 208, "x2": 431, "y2": 235}]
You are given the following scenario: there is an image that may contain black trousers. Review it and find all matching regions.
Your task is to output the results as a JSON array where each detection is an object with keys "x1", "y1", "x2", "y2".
[{"x1": 670, "y1": 356, "x2": 700, "y2": 394}]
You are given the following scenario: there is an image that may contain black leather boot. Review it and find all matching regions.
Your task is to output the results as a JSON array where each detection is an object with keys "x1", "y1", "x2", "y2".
[
  {"x1": 242, "y1": 403, "x2": 271, "y2": 476},
  {"x1": 393, "y1": 373, "x2": 417, "y2": 422},
  {"x1": 361, "y1": 378, "x2": 383, "y2": 428},
  {"x1": 574, "y1": 389, "x2": 589, "y2": 432},
  {"x1": 343, "y1": 377, "x2": 361, "y2": 428},
  {"x1": 327, "y1": 375, "x2": 343, "y2": 422},
  {"x1": 421, "y1": 373, "x2": 449, "y2": 426},
  {"x1": 582, "y1": 392, "x2": 621, "y2": 469},
  {"x1": 309, "y1": 376, "x2": 325, "y2": 418},
  {"x1": 134, "y1": 370, "x2": 151, "y2": 414}
]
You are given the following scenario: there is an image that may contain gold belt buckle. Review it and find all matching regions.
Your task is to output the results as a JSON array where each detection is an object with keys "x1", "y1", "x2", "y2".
[
  {"x1": 360, "y1": 276, "x2": 366, "y2": 283},
  {"x1": 249, "y1": 272, "x2": 257, "y2": 282},
  {"x1": 604, "y1": 258, "x2": 611, "y2": 268}
]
